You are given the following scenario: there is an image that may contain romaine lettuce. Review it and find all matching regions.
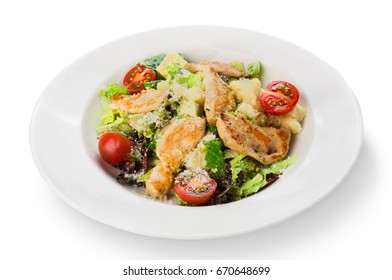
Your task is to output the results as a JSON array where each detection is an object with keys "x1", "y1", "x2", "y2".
[
  {"x1": 143, "y1": 54, "x2": 166, "y2": 80},
  {"x1": 143, "y1": 54, "x2": 166, "y2": 71},
  {"x1": 166, "y1": 63, "x2": 204, "y2": 89},
  {"x1": 262, "y1": 156, "x2": 298, "y2": 176},
  {"x1": 240, "y1": 174, "x2": 265, "y2": 197},
  {"x1": 144, "y1": 80, "x2": 162, "y2": 89},
  {"x1": 238, "y1": 156, "x2": 298, "y2": 197},
  {"x1": 230, "y1": 154, "x2": 257, "y2": 182},
  {"x1": 98, "y1": 83, "x2": 128, "y2": 99},
  {"x1": 203, "y1": 139, "x2": 225, "y2": 176},
  {"x1": 96, "y1": 95, "x2": 131, "y2": 136},
  {"x1": 136, "y1": 168, "x2": 153, "y2": 183}
]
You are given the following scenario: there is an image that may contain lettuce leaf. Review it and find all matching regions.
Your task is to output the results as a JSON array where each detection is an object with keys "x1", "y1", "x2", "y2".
[
  {"x1": 166, "y1": 63, "x2": 204, "y2": 89},
  {"x1": 230, "y1": 154, "x2": 257, "y2": 182},
  {"x1": 143, "y1": 54, "x2": 166, "y2": 80},
  {"x1": 239, "y1": 156, "x2": 298, "y2": 197},
  {"x1": 98, "y1": 83, "x2": 128, "y2": 99},
  {"x1": 247, "y1": 61, "x2": 262, "y2": 79},
  {"x1": 144, "y1": 80, "x2": 162, "y2": 89},
  {"x1": 240, "y1": 174, "x2": 265, "y2": 197},
  {"x1": 203, "y1": 139, "x2": 225, "y2": 176},
  {"x1": 136, "y1": 168, "x2": 153, "y2": 183},
  {"x1": 128, "y1": 95, "x2": 181, "y2": 138},
  {"x1": 262, "y1": 156, "x2": 298, "y2": 176},
  {"x1": 96, "y1": 96, "x2": 131, "y2": 136},
  {"x1": 143, "y1": 54, "x2": 166, "y2": 71}
]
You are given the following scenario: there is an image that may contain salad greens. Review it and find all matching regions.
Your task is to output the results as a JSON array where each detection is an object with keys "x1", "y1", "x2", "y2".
[
  {"x1": 228, "y1": 154, "x2": 299, "y2": 197},
  {"x1": 97, "y1": 96, "x2": 131, "y2": 136},
  {"x1": 98, "y1": 83, "x2": 128, "y2": 99},
  {"x1": 143, "y1": 54, "x2": 166, "y2": 82},
  {"x1": 247, "y1": 61, "x2": 262, "y2": 78},
  {"x1": 136, "y1": 168, "x2": 153, "y2": 183},
  {"x1": 144, "y1": 80, "x2": 161, "y2": 89},
  {"x1": 143, "y1": 54, "x2": 166, "y2": 70},
  {"x1": 166, "y1": 63, "x2": 204, "y2": 89},
  {"x1": 240, "y1": 173, "x2": 265, "y2": 197},
  {"x1": 230, "y1": 154, "x2": 257, "y2": 182},
  {"x1": 128, "y1": 95, "x2": 180, "y2": 138},
  {"x1": 262, "y1": 155, "x2": 298, "y2": 177},
  {"x1": 96, "y1": 51, "x2": 303, "y2": 206},
  {"x1": 204, "y1": 139, "x2": 226, "y2": 177}
]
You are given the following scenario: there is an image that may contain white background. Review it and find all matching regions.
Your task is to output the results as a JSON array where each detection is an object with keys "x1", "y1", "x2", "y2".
[{"x1": 1, "y1": 0, "x2": 391, "y2": 278}]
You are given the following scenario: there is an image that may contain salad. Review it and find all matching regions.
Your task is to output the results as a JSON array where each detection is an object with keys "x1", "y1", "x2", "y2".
[{"x1": 96, "y1": 52, "x2": 306, "y2": 206}]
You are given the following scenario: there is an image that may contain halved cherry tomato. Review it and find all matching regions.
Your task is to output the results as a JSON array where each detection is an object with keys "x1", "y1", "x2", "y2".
[
  {"x1": 123, "y1": 64, "x2": 156, "y2": 93},
  {"x1": 98, "y1": 132, "x2": 131, "y2": 166},
  {"x1": 174, "y1": 170, "x2": 217, "y2": 205},
  {"x1": 259, "y1": 81, "x2": 300, "y2": 116}
]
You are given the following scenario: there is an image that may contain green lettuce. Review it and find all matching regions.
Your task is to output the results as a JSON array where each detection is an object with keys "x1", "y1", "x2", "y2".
[
  {"x1": 167, "y1": 63, "x2": 185, "y2": 80},
  {"x1": 143, "y1": 54, "x2": 166, "y2": 80},
  {"x1": 143, "y1": 54, "x2": 165, "y2": 70},
  {"x1": 230, "y1": 154, "x2": 257, "y2": 182},
  {"x1": 128, "y1": 95, "x2": 180, "y2": 138},
  {"x1": 136, "y1": 168, "x2": 153, "y2": 183},
  {"x1": 98, "y1": 83, "x2": 128, "y2": 99},
  {"x1": 239, "y1": 156, "x2": 298, "y2": 197},
  {"x1": 144, "y1": 80, "x2": 162, "y2": 89},
  {"x1": 262, "y1": 156, "x2": 298, "y2": 176},
  {"x1": 240, "y1": 174, "x2": 264, "y2": 197},
  {"x1": 96, "y1": 96, "x2": 131, "y2": 136},
  {"x1": 166, "y1": 63, "x2": 204, "y2": 89},
  {"x1": 247, "y1": 61, "x2": 262, "y2": 79},
  {"x1": 203, "y1": 139, "x2": 225, "y2": 176}
]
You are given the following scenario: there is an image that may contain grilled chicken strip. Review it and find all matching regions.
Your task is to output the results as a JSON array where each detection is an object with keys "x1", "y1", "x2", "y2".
[
  {"x1": 156, "y1": 117, "x2": 206, "y2": 172},
  {"x1": 146, "y1": 117, "x2": 206, "y2": 199},
  {"x1": 145, "y1": 162, "x2": 173, "y2": 199},
  {"x1": 185, "y1": 63, "x2": 236, "y2": 125},
  {"x1": 198, "y1": 61, "x2": 244, "y2": 78},
  {"x1": 112, "y1": 88, "x2": 169, "y2": 114},
  {"x1": 216, "y1": 113, "x2": 291, "y2": 165}
]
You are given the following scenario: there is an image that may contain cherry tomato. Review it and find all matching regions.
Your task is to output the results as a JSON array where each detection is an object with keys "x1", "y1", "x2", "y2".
[
  {"x1": 98, "y1": 132, "x2": 131, "y2": 166},
  {"x1": 123, "y1": 64, "x2": 156, "y2": 93},
  {"x1": 174, "y1": 170, "x2": 217, "y2": 205},
  {"x1": 259, "y1": 80, "x2": 300, "y2": 116}
]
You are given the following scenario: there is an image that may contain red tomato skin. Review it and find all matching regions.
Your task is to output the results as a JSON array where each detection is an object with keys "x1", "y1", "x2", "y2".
[
  {"x1": 174, "y1": 177, "x2": 217, "y2": 205},
  {"x1": 260, "y1": 81, "x2": 300, "y2": 116},
  {"x1": 98, "y1": 132, "x2": 131, "y2": 166},
  {"x1": 123, "y1": 65, "x2": 156, "y2": 93}
]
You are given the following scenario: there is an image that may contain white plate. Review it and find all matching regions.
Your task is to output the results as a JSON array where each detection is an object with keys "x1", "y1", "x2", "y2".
[{"x1": 30, "y1": 26, "x2": 363, "y2": 239}]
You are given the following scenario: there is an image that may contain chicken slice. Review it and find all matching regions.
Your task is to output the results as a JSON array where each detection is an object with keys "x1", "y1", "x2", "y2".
[
  {"x1": 146, "y1": 117, "x2": 206, "y2": 199},
  {"x1": 216, "y1": 113, "x2": 291, "y2": 165},
  {"x1": 145, "y1": 162, "x2": 173, "y2": 199},
  {"x1": 112, "y1": 88, "x2": 169, "y2": 114},
  {"x1": 199, "y1": 61, "x2": 244, "y2": 77},
  {"x1": 185, "y1": 63, "x2": 236, "y2": 125},
  {"x1": 156, "y1": 117, "x2": 206, "y2": 172}
]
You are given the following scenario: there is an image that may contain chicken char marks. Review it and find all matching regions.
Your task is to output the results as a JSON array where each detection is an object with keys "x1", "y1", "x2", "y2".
[
  {"x1": 145, "y1": 117, "x2": 206, "y2": 199},
  {"x1": 216, "y1": 113, "x2": 291, "y2": 165},
  {"x1": 185, "y1": 62, "x2": 240, "y2": 125}
]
